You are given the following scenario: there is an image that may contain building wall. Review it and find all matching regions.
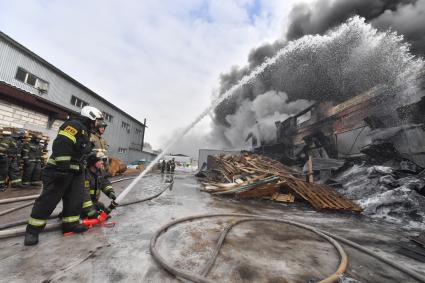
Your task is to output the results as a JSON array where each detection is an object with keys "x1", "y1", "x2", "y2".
[
  {"x1": 0, "y1": 35, "x2": 146, "y2": 163},
  {"x1": 129, "y1": 150, "x2": 157, "y2": 162},
  {"x1": 0, "y1": 98, "x2": 64, "y2": 152}
]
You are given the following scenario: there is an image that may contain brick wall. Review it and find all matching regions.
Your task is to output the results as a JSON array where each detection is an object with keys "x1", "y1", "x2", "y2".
[
  {"x1": 0, "y1": 98, "x2": 65, "y2": 153},
  {"x1": 0, "y1": 98, "x2": 49, "y2": 128}
]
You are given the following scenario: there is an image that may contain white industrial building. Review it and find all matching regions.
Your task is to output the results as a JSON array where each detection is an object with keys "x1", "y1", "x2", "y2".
[{"x1": 0, "y1": 31, "x2": 155, "y2": 163}]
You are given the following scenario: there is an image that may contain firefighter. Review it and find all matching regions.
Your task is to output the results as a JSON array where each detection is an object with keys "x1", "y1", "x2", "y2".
[
  {"x1": 22, "y1": 134, "x2": 43, "y2": 186},
  {"x1": 9, "y1": 129, "x2": 26, "y2": 188},
  {"x1": 169, "y1": 158, "x2": 176, "y2": 173},
  {"x1": 166, "y1": 159, "x2": 171, "y2": 173},
  {"x1": 24, "y1": 105, "x2": 103, "y2": 246},
  {"x1": 0, "y1": 128, "x2": 9, "y2": 191},
  {"x1": 160, "y1": 160, "x2": 166, "y2": 173},
  {"x1": 90, "y1": 119, "x2": 109, "y2": 174},
  {"x1": 0, "y1": 129, "x2": 24, "y2": 190},
  {"x1": 81, "y1": 151, "x2": 117, "y2": 218}
]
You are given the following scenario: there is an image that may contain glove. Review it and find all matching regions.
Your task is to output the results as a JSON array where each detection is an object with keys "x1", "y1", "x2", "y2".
[
  {"x1": 108, "y1": 191, "x2": 116, "y2": 200},
  {"x1": 96, "y1": 201, "x2": 106, "y2": 212},
  {"x1": 104, "y1": 201, "x2": 118, "y2": 215},
  {"x1": 86, "y1": 209, "x2": 99, "y2": 219}
]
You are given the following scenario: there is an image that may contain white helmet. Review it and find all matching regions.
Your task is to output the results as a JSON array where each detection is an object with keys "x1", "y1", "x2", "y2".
[{"x1": 81, "y1": 106, "x2": 103, "y2": 121}]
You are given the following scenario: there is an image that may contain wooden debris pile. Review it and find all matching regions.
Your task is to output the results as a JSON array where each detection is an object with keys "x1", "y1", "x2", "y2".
[{"x1": 200, "y1": 153, "x2": 362, "y2": 212}]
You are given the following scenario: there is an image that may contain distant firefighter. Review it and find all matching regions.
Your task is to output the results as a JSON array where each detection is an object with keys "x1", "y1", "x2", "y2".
[
  {"x1": 168, "y1": 158, "x2": 176, "y2": 174},
  {"x1": 0, "y1": 128, "x2": 25, "y2": 190},
  {"x1": 22, "y1": 134, "x2": 43, "y2": 186},
  {"x1": 160, "y1": 160, "x2": 166, "y2": 173}
]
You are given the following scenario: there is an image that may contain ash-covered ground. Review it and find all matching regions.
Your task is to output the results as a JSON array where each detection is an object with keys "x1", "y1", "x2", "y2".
[
  {"x1": 0, "y1": 171, "x2": 424, "y2": 283},
  {"x1": 334, "y1": 164, "x2": 425, "y2": 231}
]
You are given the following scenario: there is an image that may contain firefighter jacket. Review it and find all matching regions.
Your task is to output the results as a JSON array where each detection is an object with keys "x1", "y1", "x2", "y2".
[
  {"x1": 15, "y1": 139, "x2": 23, "y2": 161},
  {"x1": 85, "y1": 169, "x2": 115, "y2": 202},
  {"x1": 47, "y1": 119, "x2": 91, "y2": 173},
  {"x1": 0, "y1": 137, "x2": 18, "y2": 158},
  {"x1": 90, "y1": 133, "x2": 108, "y2": 156},
  {"x1": 22, "y1": 140, "x2": 42, "y2": 163}
]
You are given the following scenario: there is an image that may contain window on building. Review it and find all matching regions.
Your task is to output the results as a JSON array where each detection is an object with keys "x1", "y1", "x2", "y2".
[
  {"x1": 15, "y1": 67, "x2": 49, "y2": 92},
  {"x1": 118, "y1": 147, "x2": 128, "y2": 154},
  {"x1": 121, "y1": 121, "x2": 130, "y2": 133},
  {"x1": 70, "y1": 95, "x2": 89, "y2": 108},
  {"x1": 135, "y1": 128, "x2": 143, "y2": 135},
  {"x1": 103, "y1": 111, "x2": 114, "y2": 123},
  {"x1": 296, "y1": 111, "x2": 312, "y2": 126}
]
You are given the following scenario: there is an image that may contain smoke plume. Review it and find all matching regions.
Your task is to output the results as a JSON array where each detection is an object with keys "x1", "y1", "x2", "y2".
[
  {"x1": 212, "y1": 1, "x2": 425, "y2": 148},
  {"x1": 286, "y1": 0, "x2": 425, "y2": 56}
]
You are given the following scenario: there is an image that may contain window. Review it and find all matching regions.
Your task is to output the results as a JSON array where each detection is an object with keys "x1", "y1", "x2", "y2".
[
  {"x1": 296, "y1": 111, "x2": 311, "y2": 126},
  {"x1": 70, "y1": 95, "x2": 89, "y2": 108},
  {"x1": 135, "y1": 128, "x2": 143, "y2": 135},
  {"x1": 118, "y1": 147, "x2": 128, "y2": 154},
  {"x1": 15, "y1": 67, "x2": 49, "y2": 92},
  {"x1": 103, "y1": 111, "x2": 114, "y2": 123},
  {"x1": 121, "y1": 121, "x2": 130, "y2": 133}
]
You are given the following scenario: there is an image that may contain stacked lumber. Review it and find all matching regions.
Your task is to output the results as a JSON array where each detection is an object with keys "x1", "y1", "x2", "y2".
[
  {"x1": 109, "y1": 158, "x2": 127, "y2": 176},
  {"x1": 200, "y1": 153, "x2": 362, "y2": 212}
]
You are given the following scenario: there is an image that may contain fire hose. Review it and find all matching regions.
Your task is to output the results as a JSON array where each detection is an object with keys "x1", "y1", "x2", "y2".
[
  {"x1": 0, "y1": 176, "x2": 138, "y2": 220},
  {"x1": 0, "y1": 177, "x2": 171, "y2": 238},
  {"x1": 0, "y1": 176, "x2": 138, "y2": 205},
  {"x1": 150, "y1": 213, "x2": 425, "y2": 283}
]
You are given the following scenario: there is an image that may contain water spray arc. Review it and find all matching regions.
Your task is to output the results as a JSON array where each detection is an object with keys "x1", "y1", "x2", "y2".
[
  {"x1": 116, "y1": 16, "x2": 424, "y2": 202},
  {"x1": 213, "y1": 16, "x2": 424, "y2": 148},
  {"x1": 115, "y1": 31, "x2": 309, "y2": 203}
]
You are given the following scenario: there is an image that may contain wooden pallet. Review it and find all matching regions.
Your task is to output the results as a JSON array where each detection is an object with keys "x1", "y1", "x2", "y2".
[
  {"x1": 271, "y1": 193, "x2": 295, "y2": 203},
  {"x1": 204, "y1": 153, "x2": 362, "y2": 212},
  {"x1": 284, "y1": 178, "x2": 363, "y2": 212}
]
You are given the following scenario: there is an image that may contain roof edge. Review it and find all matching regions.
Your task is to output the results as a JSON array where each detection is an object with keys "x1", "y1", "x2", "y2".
[{"x1": 0, "y1": 31, "x2": 146, "y2": 127}]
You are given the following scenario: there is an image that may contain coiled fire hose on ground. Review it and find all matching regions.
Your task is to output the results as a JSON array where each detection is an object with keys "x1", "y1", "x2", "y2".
[{"x1": 150, "y1": 213, "x2": 425, "y2": 283}]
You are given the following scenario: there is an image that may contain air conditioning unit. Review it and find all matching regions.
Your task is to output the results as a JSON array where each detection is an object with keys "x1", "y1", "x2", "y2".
[{"x1": 35, "y1": 80, "x2": 49, "y2": 93}]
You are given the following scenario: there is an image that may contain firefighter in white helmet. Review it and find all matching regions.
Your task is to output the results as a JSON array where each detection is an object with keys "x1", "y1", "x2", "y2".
[{"x1": 25, "y1": 106, "x2": 103, "y2": 246}]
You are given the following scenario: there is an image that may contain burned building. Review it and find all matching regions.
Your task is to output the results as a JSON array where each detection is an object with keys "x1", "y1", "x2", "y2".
[{"x1": 256, "y1": 73, "x2": 425, "y2": 168}]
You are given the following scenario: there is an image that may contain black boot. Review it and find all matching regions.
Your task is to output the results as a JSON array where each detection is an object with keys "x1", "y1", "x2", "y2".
[
  {"x1": 62, "y1": 223, "x2": 88, "y2": 234},
  {"x1": 24, "y1": 232, "x2": 39, "y2": 246}
]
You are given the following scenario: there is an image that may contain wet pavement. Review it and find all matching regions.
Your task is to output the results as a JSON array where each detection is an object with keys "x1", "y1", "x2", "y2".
[{"x1": 0, "y1": 171, "x2": 424, "y2": 283}]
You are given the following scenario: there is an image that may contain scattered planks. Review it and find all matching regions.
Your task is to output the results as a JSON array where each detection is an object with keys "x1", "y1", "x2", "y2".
[{"x1": 200, "y1": 153, "x2": 362, "y2": 213}]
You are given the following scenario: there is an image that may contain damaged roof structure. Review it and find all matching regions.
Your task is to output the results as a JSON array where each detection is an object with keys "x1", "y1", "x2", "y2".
[{"x1": 254, "y1": 70, "x2": 425, "y2": 170}]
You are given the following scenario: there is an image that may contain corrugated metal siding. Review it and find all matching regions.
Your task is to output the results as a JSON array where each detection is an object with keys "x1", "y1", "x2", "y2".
[{"x1": 0, "y1": 37, "x2": 145, "y2": 162}]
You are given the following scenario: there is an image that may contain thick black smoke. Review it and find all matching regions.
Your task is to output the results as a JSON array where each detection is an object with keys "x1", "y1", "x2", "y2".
[
  {"x1": 286, "y1": 0, "x2": 425, "y2": 55},
  {"x1": 212, "y1": 0, "x2": 425, "y2": 148}
]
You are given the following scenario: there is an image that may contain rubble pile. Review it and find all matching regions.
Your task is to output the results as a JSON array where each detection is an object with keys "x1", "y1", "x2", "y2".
[
  {"x1": 199, "y1": 153, "x2": 362, "y2": 212},
  {"x1": 334, "y1": 164, "x2": 425, "y2": 229}
]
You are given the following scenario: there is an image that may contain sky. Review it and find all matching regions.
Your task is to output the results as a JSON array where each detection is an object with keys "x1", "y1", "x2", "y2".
[{"x1": 0, "y1": 0, "x2": 309, "y2": 156}]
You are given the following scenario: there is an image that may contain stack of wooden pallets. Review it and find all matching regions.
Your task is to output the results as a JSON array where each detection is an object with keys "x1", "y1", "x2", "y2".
[{"x1": 200, "y1": 153, "x2": 362, "y2": 213}]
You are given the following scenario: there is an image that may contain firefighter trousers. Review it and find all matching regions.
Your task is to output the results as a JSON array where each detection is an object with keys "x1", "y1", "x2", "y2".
[
  {"x1": 22, "y1": 161, "x2": 42, "y2": 185},
  {"x1": 81, "y1": 171, "x2": 95, "y2": 216},
  {"x1": 0, "y1": 156, "x2": 7, "y2": 189},
  {"x1": 8, "y1": 157, "x2": 21, "y2": 185},
  {"x1": 26, "y1": 168, "x2": 84, "y2": 233}
]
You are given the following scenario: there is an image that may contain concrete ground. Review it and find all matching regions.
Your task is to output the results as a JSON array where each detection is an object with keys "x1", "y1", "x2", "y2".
[{"x1": 0, "y1": 171, "x2": 424, "y2": 283}]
